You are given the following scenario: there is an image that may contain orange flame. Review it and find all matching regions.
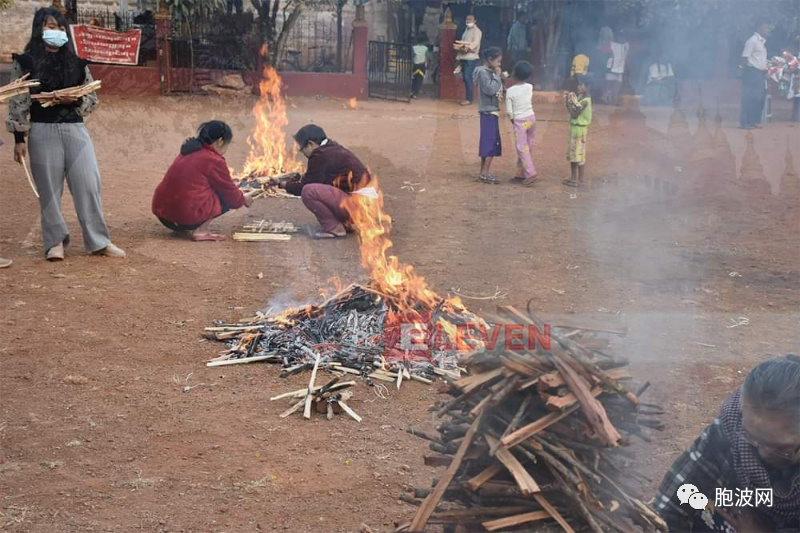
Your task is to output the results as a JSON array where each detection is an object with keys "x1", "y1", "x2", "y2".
[
  {"x1": 240, "y1": 47, "x2": 302, "y2": 178},
  {"x1": 347, "y1": 98, "x2": 358, "y2": 109},
  {"x1": 345, "y1": 175, "x2": 443, "y2": 315}
]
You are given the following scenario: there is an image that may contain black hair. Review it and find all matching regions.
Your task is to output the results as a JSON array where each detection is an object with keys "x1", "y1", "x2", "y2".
[
  {"x1": 576, "y1": 74, "x2": 593, "y2": 90},
  {"x1": 516, "y1": 11, "x2": 526, "y2": 20},
  {"x1": 15, "y1": 8, "x2": 86, "y2": 92},
  {"x1": 416, "y1": 33, "x2": 428, "y2": 45},
  {"x1": 483, "y1": 46, "x2": 502, "y2": 62},
  {"x1": 294, "y1": 124, "x2": 327, "y2": 149},
  {"x1": 513, "y1": 61, "x2": 533, "y2": 82},
  {"x1": 743, "y1": 355, "x2": 800, "y2": 415},
  {"x1": 25, "y1": 8, "x2": 73, "y2": 59},
  {"x1": 181, "y1": 120, "x2": 233, "y2": 155}
]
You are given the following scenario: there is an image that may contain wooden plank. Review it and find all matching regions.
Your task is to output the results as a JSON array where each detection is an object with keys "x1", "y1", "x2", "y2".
[
  {"x1": 453, "y1": 367, "x2": 504, "y2": 393},
  {"x1": 303, "y1": 356, "x2": 321, "y2": 419},
  {"x1": 465, "y1": 462, "x2": 502, "y2": 491},
  {"x1": 501, "y1": 404, "x2": 580, "y2": 449},
  {"x1": 206, "y1": 355, "x2": 273, "y2": 367},
  {"x1": 483, "y1": 510, "x2": 552, "y2": 531},
  {"x1": 408, "y1": 412, "x2": 483, "y2": 531},
  {"x1": 545, "y1": 386, "x2": 603, "y2": 411},
  {"x1": 232, "y1": 232, "x2": 292, "y2": 242},
  {"x1": 553, "y1": 357, "x2": 621, "y2": 446},
  {"x1": 534, "y1": 493, "x2": 576, "y2": 533},
  {"x1": 486, "y1": 435, "x2": 540, "y2": 495}
]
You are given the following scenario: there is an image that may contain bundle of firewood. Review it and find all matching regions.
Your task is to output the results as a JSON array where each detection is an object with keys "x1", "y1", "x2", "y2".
[
  {"x1": 32, "y1": 80, "x2": 101, "y2": 108},
  {"x1": 398, "y1": 305, "x2": 667, "y2": 533},
  {"x1": 0, "y1": 74, "x2": 40, "y2": 102}
]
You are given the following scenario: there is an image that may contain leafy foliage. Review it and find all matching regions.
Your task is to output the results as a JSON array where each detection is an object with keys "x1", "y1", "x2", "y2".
[
  {"x1": 0, "y1": 0, "x2": 14, "y2": 9},
  {"x1": 166, "y1": 0, "x2": 224, "y2": 19}
]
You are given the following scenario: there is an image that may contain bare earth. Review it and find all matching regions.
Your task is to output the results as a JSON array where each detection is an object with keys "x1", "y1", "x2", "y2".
[{"x1": 1, "y1": 93, "x2": 799, "y2": 532}]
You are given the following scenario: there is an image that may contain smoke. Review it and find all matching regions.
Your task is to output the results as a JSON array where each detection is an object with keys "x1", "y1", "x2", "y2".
[{"x1": 261, "y1": 290, "x2": 311, "y2": 315}]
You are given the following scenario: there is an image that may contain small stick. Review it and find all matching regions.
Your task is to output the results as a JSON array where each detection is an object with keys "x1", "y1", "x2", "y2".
[
  {"x1": 337, "y1": 399, "x2": 362, "y2": 422},
  {"x1": 303, "y1": 355, "x2": 321, "y2": 419},
  {"x1": 21, "y1": 158, "x2": 40, "y2": 198},
  {"x1": 206, "y1": 354, "x2": 273, "y2": 367}
]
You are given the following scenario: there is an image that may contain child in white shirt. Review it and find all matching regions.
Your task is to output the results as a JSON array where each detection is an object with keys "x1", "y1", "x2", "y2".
[{"x1": 505, "y1": 61, "x2": 537, "y2": 185}]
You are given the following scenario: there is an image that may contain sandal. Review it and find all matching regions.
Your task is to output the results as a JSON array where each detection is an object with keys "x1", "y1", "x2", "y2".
[
  {"x1": 314, "y1": 231, "x2": 347, "y2": 239},
  {"x1": 562, "y1": 178, "x2": 580, "y2": 187},
  {"x1": 479, "y1": 175, "x2": 500, "y2": 184},
  {"x1": 192, "y1": 231, "x2": 227, "y2": 242},
  {"x1": 520, "y1": 177, "x2": 539, "y2": 187}
]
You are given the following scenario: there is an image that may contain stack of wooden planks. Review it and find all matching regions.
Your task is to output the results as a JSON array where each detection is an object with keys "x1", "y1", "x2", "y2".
[
  {"x1": 398, "y1": 305, "x2": 667, "y2": 533},
  {"x1": 0, "y1": 74, "x2": 40, "y2": 102},
  {"x1": 232, "y1": 219, "x2": 299, "y2": 242},
  {"x1": 32, "y1": 80, "x2": 101, "y2": 107}
]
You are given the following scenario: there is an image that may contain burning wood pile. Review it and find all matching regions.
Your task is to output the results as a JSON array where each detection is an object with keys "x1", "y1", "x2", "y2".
[
  {"x1": 205, "y1": 282, "x2": 481, "y2": 383},
  {"x1": 398, "y1": 305, "x2": 666, "y2": 533}
]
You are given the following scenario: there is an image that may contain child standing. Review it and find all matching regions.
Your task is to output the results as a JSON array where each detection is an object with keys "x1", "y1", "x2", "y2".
[
  {"x1": 505, "y1": 60, "x2": 537, "y2": 186},
  {"x1": 473, "y1": 47, "x2": 504, "y2": 184},
  {"x1": 563, "y1": 75, "x2": 593, "y2": 187},
  {"x1": 411, "y1": 35, "x2": 429, "y2": 99}
]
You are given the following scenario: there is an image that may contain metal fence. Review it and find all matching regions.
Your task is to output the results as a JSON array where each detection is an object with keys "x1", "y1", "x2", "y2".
[
  {"x1": 169, "y1": 13, "x2": 257, "y2": 72},
  {"x1": 278, "y1": 11, "x2": 352, "y2": 73},
  {"x1": 368, "y1": 41, "x2": 413, "y2": 102}
]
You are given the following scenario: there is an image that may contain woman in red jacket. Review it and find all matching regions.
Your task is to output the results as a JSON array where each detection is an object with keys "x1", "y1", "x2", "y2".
[{"x1": 152, "y1": 121, "x2": 252, "y2": 241}]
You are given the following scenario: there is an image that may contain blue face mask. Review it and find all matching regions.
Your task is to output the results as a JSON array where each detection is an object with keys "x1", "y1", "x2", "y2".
[{"x1": 42, "y1": 29, "x2": 69, "y2": 48}]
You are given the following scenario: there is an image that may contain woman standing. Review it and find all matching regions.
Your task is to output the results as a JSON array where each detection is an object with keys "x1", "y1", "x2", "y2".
[{"x1": 6, "y1": 8, "x2": 125, "y2": 261}]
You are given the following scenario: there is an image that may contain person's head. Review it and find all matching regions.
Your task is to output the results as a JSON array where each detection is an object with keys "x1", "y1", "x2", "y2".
[
  {"x1": 484, "y1": 46, "x2": 502, "y2": 68},
  {"x1": 181, "y1": 120, "x2": 233, "y2": 156},
  {"x1": 26, "y1": 8, "x2": 71, "y2": 56},
  {"x1": 576, "y1": 74, "x2": 591, "y2": 95},
  {"x1": 516, "y1": 11, "x2": 527, "y2": 23},
  {"x1": 416, "y1": 33, "x2": 428, "y2": 45},
  {"x1": 756, "y1": 22, "x2": 771, "y2": 38},
  {"x1": 741, "y1": 354, "x2": 800, "y2": 469},
  {"x1": 294, "y1": 124, "x2": 328, "y2": 158},
  {"x1": 513, "y1": 60, "x2": 533, "y2": 83},
  {"x1": 465, "y1": 14, "x2": 476, "y2": 29}
]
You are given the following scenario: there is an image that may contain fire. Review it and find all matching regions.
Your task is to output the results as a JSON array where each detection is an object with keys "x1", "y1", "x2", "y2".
[
  {"x1": 347, "y1": 98, "x2": 358, "y2": 109},
  {"x1": 240, "y1": 46, "x2": 302, "y2": 178},
  {"x1": 346, "y1": 175, "x2": 444, "y2": 315}
]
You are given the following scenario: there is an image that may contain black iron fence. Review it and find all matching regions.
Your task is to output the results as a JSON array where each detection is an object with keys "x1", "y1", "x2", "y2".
[
  {"x1": 278, "y1": 11, "x2": 352, "y2": 73},
  {"x1": 368, "y1": 41, "x2": 413, "y2": 102},
  {"x1": 169, "y1": 13, "x2": 257, "y2": 71}
]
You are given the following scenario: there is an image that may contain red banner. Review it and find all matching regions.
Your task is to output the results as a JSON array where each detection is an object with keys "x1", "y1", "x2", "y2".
[{"x1": 70, "y1": 25, "x2": 141, "y2": 66}]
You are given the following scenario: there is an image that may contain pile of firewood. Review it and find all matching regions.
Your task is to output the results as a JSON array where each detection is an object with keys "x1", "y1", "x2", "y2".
[
  {"x1": 32, "y1": 80, "x2": 101, "y2": 108},
  {"x1": 0, "y1": 74, "x2": 40, "y2": 102},
  {"x1": 398, "y1": 305, "x2": 667, "y2": 533},
  {"x1": 205, "y1": 282, "x2": 478, "y2": 381}
]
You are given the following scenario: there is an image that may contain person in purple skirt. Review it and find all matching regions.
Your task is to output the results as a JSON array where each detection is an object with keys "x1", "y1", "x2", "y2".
[{"x1": 473, "y1": 47, "x2": 504, "y2": 184}]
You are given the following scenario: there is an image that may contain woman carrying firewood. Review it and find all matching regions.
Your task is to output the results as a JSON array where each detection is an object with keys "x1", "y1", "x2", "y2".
[
  {"x1": 655, "y1": 354, "x2": 800, "y2": 532},
  {"x1": 6, "y1": 7, "x2": 125, "y2": 261},
  {"x1": 152, "y1": 120, "x2": 252, "y2": 241},
  {"x1": 276, "y1": 124, "x2": 370, "y2": 239}
]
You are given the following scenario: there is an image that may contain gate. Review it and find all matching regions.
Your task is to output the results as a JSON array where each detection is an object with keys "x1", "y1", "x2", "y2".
[{"x1": 368, "y1": 41, "x2": 413, "y2": 102}]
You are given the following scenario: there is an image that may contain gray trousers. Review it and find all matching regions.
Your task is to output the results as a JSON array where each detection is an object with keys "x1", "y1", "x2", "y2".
[{"x1": 29, "y1": 123, "x2": 111, "y2": 253}]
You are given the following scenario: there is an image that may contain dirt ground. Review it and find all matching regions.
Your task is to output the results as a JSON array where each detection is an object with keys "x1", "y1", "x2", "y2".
[{"x1": 1, "y1": 91, "x2": 799, "y2": 532}]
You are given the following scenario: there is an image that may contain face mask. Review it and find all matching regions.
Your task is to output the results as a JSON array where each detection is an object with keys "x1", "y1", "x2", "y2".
[
  {"x1": 466, "y1": 23, "x2": 475, "y2": 29},
  {"x1": 42, "y1": 29, "x2": 69, "y2": 48}
]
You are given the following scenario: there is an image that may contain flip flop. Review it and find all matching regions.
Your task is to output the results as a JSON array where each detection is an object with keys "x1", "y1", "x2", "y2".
[
  {"x1": 479, "y1": 175, "x2": 500, "y2": 184},
  {"x1": 520, "y1": 177, "x2": 539, "y2": 187},
  {"x1": 562, "y1": 179, "x2": 580, "y2": 187},
  {"x1": 314, "y1": 231, "x2": 347, "y2": 239},
  {"x1": 192, "y1": 231, "x2": 227, "y2": 242}
]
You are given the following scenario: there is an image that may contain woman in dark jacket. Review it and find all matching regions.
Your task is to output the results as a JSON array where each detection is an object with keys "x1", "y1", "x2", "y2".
[
  {"x1": 278, "y1": 124, "x2": 370, "y2": 239},
  {"x1": 152, "y1": 121, "x2": 251, "y2": 241},
  {"x1": 6, "y1": 7, "x2": 125, "y2": 261}
]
